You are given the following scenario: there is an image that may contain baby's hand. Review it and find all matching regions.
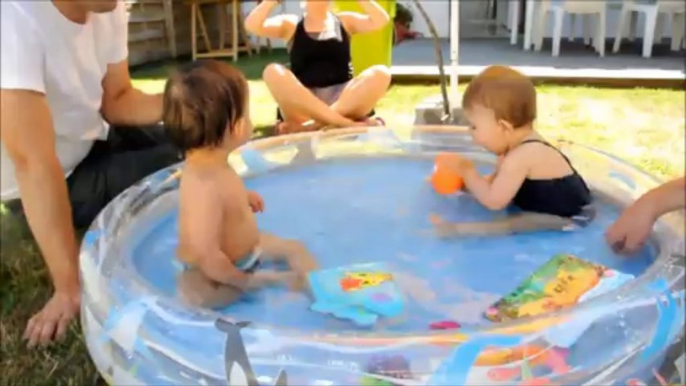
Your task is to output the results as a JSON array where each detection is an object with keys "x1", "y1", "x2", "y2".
[
  {"x1": 247, "y1": 191, "x2": 264, "y2": 213},
  {"x1": 436, "y1": 152, "x2": 475, "y2": 174}
]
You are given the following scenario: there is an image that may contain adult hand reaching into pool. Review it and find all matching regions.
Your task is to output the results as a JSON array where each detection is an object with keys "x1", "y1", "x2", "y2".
[{"x1": 605, "y1": 176, "x2": 685, "y2": 254}]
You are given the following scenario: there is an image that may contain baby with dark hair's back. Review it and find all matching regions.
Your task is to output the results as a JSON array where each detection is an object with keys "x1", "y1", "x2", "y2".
[{"x1": 163, "y1": 60, "x2": 318, "y2": 309}]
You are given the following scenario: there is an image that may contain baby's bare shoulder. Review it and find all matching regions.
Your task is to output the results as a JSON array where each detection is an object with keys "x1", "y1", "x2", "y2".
[
  {"x1": 221, "y1": 168, "x2": 248, "y2": 194},
  {"x1": 180, "y1": 165, "x2": 246, "y2": 202},
  {"x1": 181, "y1": 167, "x2": 218, "y2": 189},
  {"x1": 501, "y1": 146, "x2": 534, "y2": 170}
]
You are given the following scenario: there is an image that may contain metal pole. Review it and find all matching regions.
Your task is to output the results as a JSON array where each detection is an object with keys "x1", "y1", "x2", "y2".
[
  {"x1": 449, "y1": 0, "x2": 459, "y2": 105},
  {"x1": 412, "y1": 0, "x2": 450, "y2": 121}
]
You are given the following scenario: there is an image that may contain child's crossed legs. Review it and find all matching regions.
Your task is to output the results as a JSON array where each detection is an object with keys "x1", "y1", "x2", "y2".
[{"x1": 177, "y1": 233, "x2": 318, "y2": 309}]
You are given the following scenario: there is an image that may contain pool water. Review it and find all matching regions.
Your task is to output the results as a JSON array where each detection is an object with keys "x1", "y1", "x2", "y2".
[{"x1": 132, "y1": 157, "x2": 654, "y2": 333}]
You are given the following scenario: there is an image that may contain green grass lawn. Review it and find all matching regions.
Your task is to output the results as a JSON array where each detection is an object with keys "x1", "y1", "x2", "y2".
[{"x1": 1, "y1": 53, "x2": 684, "y2": 385}]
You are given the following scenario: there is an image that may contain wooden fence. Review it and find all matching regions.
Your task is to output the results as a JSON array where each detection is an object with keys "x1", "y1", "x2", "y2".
[{"x1": 126, "y1": 0, "x2": 232, "y2": 66}]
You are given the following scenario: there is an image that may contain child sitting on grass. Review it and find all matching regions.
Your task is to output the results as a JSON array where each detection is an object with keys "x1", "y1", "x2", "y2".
[
  {"x1": 431, "y1": 65, "x2": 593, "y2": 236},
  {"x1": 162, "y1": 60, "x2": 319, "y2": 309}
]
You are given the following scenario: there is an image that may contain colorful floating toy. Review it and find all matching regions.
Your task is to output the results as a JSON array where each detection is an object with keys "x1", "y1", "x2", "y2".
[
  {"x1": 308, "y1": 263, "x2": 405, "y2": 327},
  {"x1": 485, "y1": 254, "x2": 624, "y2": 323},
  {"x1": 431, "y1": 158, "x2": 463, "y2": 195}
]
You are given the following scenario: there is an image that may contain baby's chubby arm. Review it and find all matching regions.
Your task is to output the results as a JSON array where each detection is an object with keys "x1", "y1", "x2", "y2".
[
  {"x1": 182, "y1": 183, "x2": 251, "y2": 290},
  {"x1": 459, "y1": 150, "x2": 529, "y2": 210},
  {"x1": 484, "y1": 155, "x2": 505, "y2": 183},
  {"x1": 468, "y1": 155, "x2": 501, "y2": 190}
]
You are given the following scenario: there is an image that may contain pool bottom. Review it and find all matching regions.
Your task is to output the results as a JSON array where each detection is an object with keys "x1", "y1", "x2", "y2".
[
  {"x1": 131, "y1": 157, "x2": 654, "y2": 333},
  {"x1": 82, "y1": 128, "x2": 684, "y2": 386}
]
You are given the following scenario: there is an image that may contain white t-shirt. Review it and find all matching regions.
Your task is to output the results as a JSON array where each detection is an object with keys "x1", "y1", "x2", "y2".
[{"x1": 0, "y1": 1, "x2": 129, "y2": 201}]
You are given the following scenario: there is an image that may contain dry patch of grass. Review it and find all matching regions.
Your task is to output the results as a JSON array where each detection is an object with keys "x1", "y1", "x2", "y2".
[{"x1": 536, "y1": 85, "x2": 684, "y2": 179}]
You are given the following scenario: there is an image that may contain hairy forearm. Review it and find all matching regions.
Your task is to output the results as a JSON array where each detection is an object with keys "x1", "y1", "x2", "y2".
[
  {"x1": 244, "y1": 0, "x2": 279, "y2": 35},
  {"x1": 358, "y1": 0, "x2": 390, "y2": 26},
  {"x1": 641, "y1": 177, "x2": 686, "y2": 219},
  {"x1": 15, "y1": 160, "x2": 79, "y2": 292},
  {"x1": 103, "y1": 88, "x2": 162, "y2": 126}
]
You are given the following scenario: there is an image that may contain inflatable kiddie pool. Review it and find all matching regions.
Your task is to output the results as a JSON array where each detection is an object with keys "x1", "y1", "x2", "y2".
[{"x1": 80, "y1": 126, "x2": 685, "y2": 385}]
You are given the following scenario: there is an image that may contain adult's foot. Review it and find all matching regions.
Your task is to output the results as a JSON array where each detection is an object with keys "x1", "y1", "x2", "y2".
[
  {"x1": 276, "y1": 117, "x2": 379, "y2": 135},
  {"x1": 277, "y1": 119, "x2": 332, "y2": 134},
  {"x1": 23, "y1": 289, "x2": 80, "y2": 347},
  {"x1": 362, "y1": 116, "x2": 385, "y2": 127},
  {"x1": 275, "y1": 121, "x2": 294, "y2": 135},
  {"x1": 276, "y1": 120, "x2": 317, "y2": 135}
]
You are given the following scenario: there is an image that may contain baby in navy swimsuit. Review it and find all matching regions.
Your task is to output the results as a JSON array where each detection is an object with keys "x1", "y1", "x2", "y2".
[{"x1": 431, "y1": 65, "x2": 593, "y2": 236}]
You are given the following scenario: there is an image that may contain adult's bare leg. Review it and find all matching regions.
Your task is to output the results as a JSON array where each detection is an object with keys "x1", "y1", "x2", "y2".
[
  {"x1": 298, "y1": 65, "x2": 391, "y2": 131},
  {"x1": 330, "y1": 65, "x2": 392, "y2": 121},
  {"x1": 263, "y1": 63, "x2": 359, "y2": 130}
]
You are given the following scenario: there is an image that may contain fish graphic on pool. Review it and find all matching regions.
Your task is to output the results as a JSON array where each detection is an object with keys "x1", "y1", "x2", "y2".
[{"x1": 340, "y1": 271, "x2": 394, "y2": 292}]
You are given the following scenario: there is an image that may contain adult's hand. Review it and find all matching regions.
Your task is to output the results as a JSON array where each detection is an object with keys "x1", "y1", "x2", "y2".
[
  {"x1": 1, "y1": 89, "x2": 81, "y2": 346},
  {"x1": 244, "y1": 0, "x2": 297, "y2": 40},
  {"x1": 23, "y1": 291, "x2": 80, "y2": 347},
  {"x1": 339, "y1": 0, "x2": 390, "y2": 35},
  {"x1": 605, "y1": 176, "x2": 686, "y2": 254},
  {"x1": 605, "y1": 197, "x2": 657, "y2": 254}
]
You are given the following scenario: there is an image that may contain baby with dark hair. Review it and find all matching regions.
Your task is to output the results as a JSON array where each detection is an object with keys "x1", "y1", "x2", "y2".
[{"x1": 163, "y1": 60, "x2": 318, "y2": 309}]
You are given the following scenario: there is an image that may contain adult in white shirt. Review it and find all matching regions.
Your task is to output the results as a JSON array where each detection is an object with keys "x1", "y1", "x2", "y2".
[{"x1": 1, "y1": 0, "x2": 181, "y2": 346}]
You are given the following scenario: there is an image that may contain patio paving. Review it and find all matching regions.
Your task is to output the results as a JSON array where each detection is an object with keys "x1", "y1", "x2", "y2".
[{"x1": 392, "y1": 38, "x2": 685, "y2": 82}]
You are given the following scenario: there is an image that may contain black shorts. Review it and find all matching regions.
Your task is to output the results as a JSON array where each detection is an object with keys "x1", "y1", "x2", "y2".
[{"x1": 5, "y1": 124, "x2": 182, "y2": 229}]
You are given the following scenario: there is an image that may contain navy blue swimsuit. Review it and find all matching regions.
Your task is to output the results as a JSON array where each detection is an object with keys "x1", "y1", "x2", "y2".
[
  {"x1": 288, "y1": 14, "x2": 353, "y2": 89},
  {"x1": 511, "y1": 139, "x2": 592, "y2": 218}
]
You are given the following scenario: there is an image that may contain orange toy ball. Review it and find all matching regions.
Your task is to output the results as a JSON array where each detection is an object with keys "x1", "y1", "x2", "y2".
[{"x1": 431, "y1": 164, "x2": 463, "y2": 195}]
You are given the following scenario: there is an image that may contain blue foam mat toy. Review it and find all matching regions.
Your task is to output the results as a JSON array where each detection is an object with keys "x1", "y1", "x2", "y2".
[{"x1": 308, "y1": 262, "x2": 404, "y2": 326}]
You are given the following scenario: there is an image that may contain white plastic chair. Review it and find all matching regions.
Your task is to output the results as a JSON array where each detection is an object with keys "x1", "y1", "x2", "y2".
[
  {"x1": 612, "y1": 0, "x2": 686, "y2": 58},
  {"x1": 509, "y1": 0, "x2": 521, "y2": 45},
  {"x1": 533, "y1": 0, "x2": 608, "y2": 57}
]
